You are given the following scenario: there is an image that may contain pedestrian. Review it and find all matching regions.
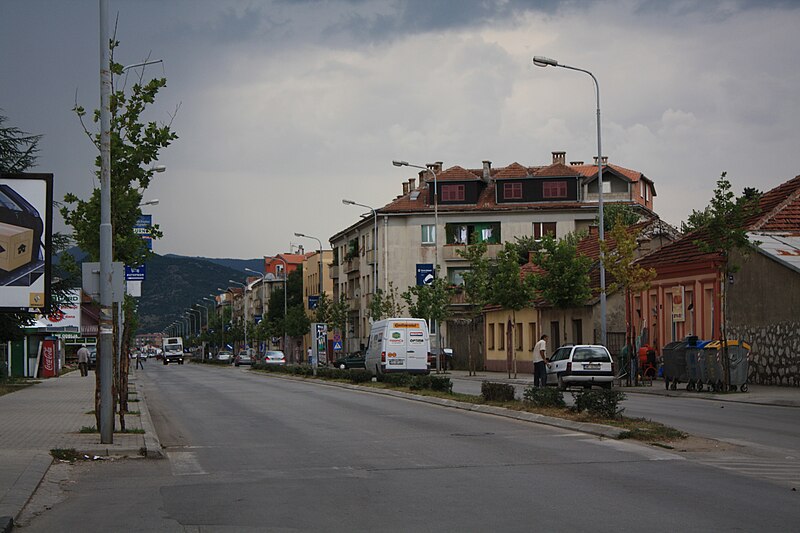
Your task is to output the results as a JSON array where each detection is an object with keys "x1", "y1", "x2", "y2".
[
  {"x1": 77, "y1": 344, "x2": 89, "y2": 377},
  {"x1": 136, "y1": 351, "x2": 145, "y2": 370},
  {"x1": 307, "y1": 346, "x2": 313, "y2": 365},
  {"x1": 533, "y1": 334, "x2": 548, "y2": 387}
]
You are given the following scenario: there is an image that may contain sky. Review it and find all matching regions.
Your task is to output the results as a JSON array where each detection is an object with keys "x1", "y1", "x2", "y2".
[{"x1": 2, "y1": 0, "x2": 799, "y2": 259}]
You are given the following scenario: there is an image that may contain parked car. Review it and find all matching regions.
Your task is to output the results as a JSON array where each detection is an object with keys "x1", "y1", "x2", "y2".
[
  {"x1": 87, "y1": 348, "x2": 97, "y2": 370},
  {"x1": 332, "y1": 352, "x2": 365, "y2": 369},
  {"x1": 546, "y1": 344, "x2": 614, "y2": 390},
  {"x1": 261, "y1": 350, "x2": 286, "y2": 365},
  {"x1": 216, "y1": 350, "x2": 234, "y2": 364},
  {"x1": 234, "y1": 352, "x2": 254, "y2": 367},
  {"x1": 428, "y1": 347, "x2": 454, "y2": 370}
]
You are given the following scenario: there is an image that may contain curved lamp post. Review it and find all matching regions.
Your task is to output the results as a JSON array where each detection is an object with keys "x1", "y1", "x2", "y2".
[
  {"x1": 293, "y1": 232, "x2": 325, "y2": 298},
  {"x1": 341, "y1": 201, "x2": 379, "y2": 295},
  {"x1": 533, "y1": 55, "x2": 607, "y2": 347}
]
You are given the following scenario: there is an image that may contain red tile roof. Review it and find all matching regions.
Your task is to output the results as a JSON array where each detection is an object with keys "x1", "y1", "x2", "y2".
[
  {"x1": 532, "y1": 162, "x2": 581, "y2": 178},
  {"x1": 749, "y1": 174, "x2": 800, "y2": 232}
]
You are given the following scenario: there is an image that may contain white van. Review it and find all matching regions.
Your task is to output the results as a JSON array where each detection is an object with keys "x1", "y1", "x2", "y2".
[
  {"x1": 162, "y1": 337, "x2": 184, "y2": 365},
  {"x1": 365, "y1": 318, "x2": 430, "y2": 375}
]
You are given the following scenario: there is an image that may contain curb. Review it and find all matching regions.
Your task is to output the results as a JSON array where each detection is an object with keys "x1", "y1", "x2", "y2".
[
  {"x1": 0, "y1": 452, "x2": 52, "y2": 530},
  {"x1": 1, "y1": 516, "x2": 12, "y2": 533},
  {"x1": 252, "y1": 371, "x2": 625, "y2": 440},
  {"x1": 136, "y1": 379, "x2": 164, "y2": 459}
]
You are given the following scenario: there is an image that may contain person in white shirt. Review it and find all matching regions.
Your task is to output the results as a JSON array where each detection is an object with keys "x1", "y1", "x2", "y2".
[{"x1": 532, "y1": 335, "x2": 548, "y2": 387}]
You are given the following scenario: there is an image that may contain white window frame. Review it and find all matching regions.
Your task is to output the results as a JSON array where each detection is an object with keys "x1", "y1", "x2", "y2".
[{"x1": 421, "y1": 224, "x2": 436, "y2": 245}]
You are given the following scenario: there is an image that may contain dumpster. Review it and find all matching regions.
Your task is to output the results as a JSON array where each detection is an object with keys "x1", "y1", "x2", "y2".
[
  {"x1": 703, "y1": 340, "x2": 751, "y2": 392},
  {"x1": 684, "y1": 339, "x2": 711, "y2": 391},
  {"x1": 661, "y1": 340, "x2": 688, "y2": 390}
]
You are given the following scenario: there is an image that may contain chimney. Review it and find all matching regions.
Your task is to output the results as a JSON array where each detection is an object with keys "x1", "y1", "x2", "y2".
[
  {"x1": 552, "y1": 151, "x2": 566, "y2": 165},
  {"x1": 482, "y1": 160, "x2": 492, "y2": 182},
  {"x1": 592, "y1": 156, "x2": 609, "y2": 165},
  {"x1": 588, "y1": 225, "x2": 599, "y2": 236},
  {"x1": 408, "y1": 178, "x2": 416, "y2": 191},
  {"x1": 402, "y1": 181, "x2": 409, "y2": 195},
  {"x1": 570, "y1": 161, "x2": 584, "y2": 166},
  {"x1": 430, "y1": 161, "x2": 443, "y2": 173}
]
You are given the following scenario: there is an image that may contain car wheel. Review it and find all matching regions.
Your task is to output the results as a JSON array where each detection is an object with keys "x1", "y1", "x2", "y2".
[
  {"x1": 557, "y1": 375, "x2": 567, "y2": 391},
  {"x1": 740, "y1": 384, "x2": 748, "y2": 393},
  {"x1": 179, "y1": 360, "x2": 184, "y2": 365},
  {"x1": 339, "y1": 363, "x2": 346, "y2": 370},
  {"x1": 163, "y1": 361, "x2": 168, "y2": 365}
]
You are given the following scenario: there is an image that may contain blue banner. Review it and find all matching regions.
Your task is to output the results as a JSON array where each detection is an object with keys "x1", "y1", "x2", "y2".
[
  {"x1": 134, "y1": 215, "x2": 153, "y2": 250},
  {"x1": 308, "y1": 295, "x2": 319, "y2": 309},
  {"x1": 416, "y1": 263, "x2": 435, "y2": 286},
  {"x1": 124, "y1": 265, "x2": 146, "y2": 281}
]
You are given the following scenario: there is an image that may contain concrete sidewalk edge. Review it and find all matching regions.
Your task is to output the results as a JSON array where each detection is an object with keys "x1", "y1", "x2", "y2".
[
  {"x1": 136, "y1": 379, "x2": 164, "y2": 459},
  {"x1": 252, "y1": 371, "x2": 626, "y2": 440},
  {"x1": 0, "y1": 452, "x2": 52, "y2": 530}
]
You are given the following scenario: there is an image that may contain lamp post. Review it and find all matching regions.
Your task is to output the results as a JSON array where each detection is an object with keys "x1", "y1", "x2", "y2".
[
  {"x1": 533, "y1": 55, "x2": 607, "y2": 347},
  {"x1": 229, "y1": 280, "x2": 249, "y2": 352},
  {"x1": 245, "y1": 268, "x2": 268, "y2": 354},
  {"x1": 341, "y1": 200, "x2": 378, "y2": 295},
  {"x1": 392, "y1": 160, "x2": 443, "y2": 370},
  {"x1": 293, "y1": 233, "x2": 324, "y2": 298}
]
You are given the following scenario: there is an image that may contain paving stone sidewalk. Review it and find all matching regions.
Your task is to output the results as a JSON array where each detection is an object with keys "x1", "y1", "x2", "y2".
[{"x1": 0, "y1": 369, "x2": 157, "y2": 531}]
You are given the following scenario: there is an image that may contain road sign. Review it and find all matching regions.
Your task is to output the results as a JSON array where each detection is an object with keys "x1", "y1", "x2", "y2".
[
  {"x1": 124, "y1": 265, "x2": 145, "y2": 281},
  {"x1": 333, "y1": 341, "x2": 343, "y2": 351}
]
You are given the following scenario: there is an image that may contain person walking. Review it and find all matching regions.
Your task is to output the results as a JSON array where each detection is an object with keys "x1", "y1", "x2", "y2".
[
  {"x1": 136, "y1": 351, "x2": 145, "y2": 370},
  {"x1": 533, "y1": 334, "x2": 548, "y2": 387},
  {"x1": 307, "y1": 346, "x2": 313, "y2": 365},
  {"x1": 77, "y1": 344, "x2": 89, "y2": 377}
]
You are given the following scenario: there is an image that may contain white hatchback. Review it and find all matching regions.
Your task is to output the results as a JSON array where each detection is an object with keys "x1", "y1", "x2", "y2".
[{"x1": 546, "y1": 344, "x2": 614, "y2": 390}]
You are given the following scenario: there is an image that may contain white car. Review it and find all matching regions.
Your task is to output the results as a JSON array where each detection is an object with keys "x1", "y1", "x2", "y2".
[
  {"x1": 216, "y1": 350, "x2": 234, "y2": 364},
  {"x1": 546, "y1": 344, "x2": 614, "y2": 390},
  {"x1": 261, "y1": 351, "x2": 286, "y2": 365}
]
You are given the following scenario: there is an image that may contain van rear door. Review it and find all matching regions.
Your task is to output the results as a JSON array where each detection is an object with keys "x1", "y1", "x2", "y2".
[
  {"x1": 405, "y1": 323, "x2": 428, "y2": 372},
  {"x1": 385, "y1": 325, "x2": 407, "y2": 370}
]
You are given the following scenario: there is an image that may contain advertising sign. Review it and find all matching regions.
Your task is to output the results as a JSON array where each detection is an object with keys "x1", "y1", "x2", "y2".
[
  {"x1": 416, "y1": 263, "x2": 435, "y2": 286},
  {"x1": 36, "y1": 289, "x2": 81, "y2": 329},
  {"x1": 308, "y1": 295, "x2": 319, "y2": 309},
  {"x1": 0, "y1": 173, "x2": 53, "y2": 312},
  {"x1": 671, "y1": 285, "x2": 685, "y2": 322},
  {"x1": 40, "y1": 338, "x2": 57, "y2": 378},
  {"x1": 134, "y1": 215, "x2": 153, "y2": 249},
  {"x1": 124, "y1": 265, "x2": 146, "y2": 281}
]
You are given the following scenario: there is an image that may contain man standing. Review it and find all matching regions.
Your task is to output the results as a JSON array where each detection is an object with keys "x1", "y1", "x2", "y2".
[
  {"x1": 77, "y1": 344, "x2": 89, "y2": 377},
  {"x1": 533, "y1": 334, "x2": 548, "y2": 387},
  {"x1": 136, "y1": 351, "x2": 145, "y2": 370},
  {"x1": 307, "y1": 346, "x2": 313, "y2": 365}
]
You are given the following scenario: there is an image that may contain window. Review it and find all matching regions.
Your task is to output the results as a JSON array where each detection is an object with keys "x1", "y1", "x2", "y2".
[
  {"x1": 504, "y1": 182, "x2": 522, "y2": 200},
  {"x1": 516, "y1": 323, "x2": 523, "y2": 350},
  {"x1": 572, "y1": 319, "x2": 583, "y2": 344},
  {"x1": 498, "y1": 323, "x2": 505, "y2": 350},
  {"x1": 533, "y1": 222, "x2": 556, "y2": 240},
  {"x1": 528, "y1": 323, "x2": 537, "y2": 351},
  {"x1": 421, "y1": 224, "x2": 435, "y2": 245},
  {"x1": 542, "y1": 181, "x2": 567, "y2": 199},
  {"x1": 441, "y1": 184, "x2": 465, "y2": 201},
  {"x1": 448, "y1": 268, "x2": 469, "y2": 286},
  {"x1": 446, "y1": 222, "x2": 501, "y2": 244},
  {"x1": 488, "y1": 323, "x2": 495, "y2": 350}
]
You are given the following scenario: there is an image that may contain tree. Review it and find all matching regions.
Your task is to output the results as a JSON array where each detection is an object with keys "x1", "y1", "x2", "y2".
[
  {"x1": 692, "y1": 172, "x2": 759, "y2": 389},
  {"x1": 60, "y1": 37, "x2": 178, "y2": 429},
  {"x1": 597, "y1": 203, "x2": 640, "y2": 231},
  {"x1": 531, "y1": 234, "x2": 592, "y2": 350},
  {"x1": 489, "y1": 245, "x2": 537, "y2": 378},
  {"x1": 457, "y1": 241, "x2": 491, "y2": 375},
  {"x1": 367, "y1": 281, "x2": 405, "y2": 321},
  {"x1": 328, "y1": 295, "x2": 350, "y2": 349},
  {"x1": 402, "y1": 278, "x2": 453, "y2": 372},
  {"x1": 505, "y1": 235, "x2": 541, "y2": 266},
  {"x1": 600, "y1": 215, "x2": 656, "y2": 384}
]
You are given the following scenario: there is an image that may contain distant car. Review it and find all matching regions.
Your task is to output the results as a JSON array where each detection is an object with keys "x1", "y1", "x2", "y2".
[
  {"x1": 546, "y1": 344, "x2": 614, "y2": 390},
  {"x1": 261, "y1": 350, "x2": 286, "y2": 365},
  {"x1": 234, "y1": 352, "x2": 254, "y2": 367},
  {"x1": 217, "y1": 351, "x2": 234, "y2": 364},
  {"x1": 332, "y1": 352, "x2": 365, "y2": 370},
  {"x1": 87, "y1": 349, "x2": 97, "y2": 370}
]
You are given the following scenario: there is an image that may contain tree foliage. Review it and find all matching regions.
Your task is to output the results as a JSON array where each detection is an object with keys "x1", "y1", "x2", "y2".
[
  {"x1": 367, "y1": 281, "x2": 405, "y2": 321},
  {"x1": 531, "y1": 234, "x2": 592, "y2": 310},
  {"x1": 0, "y1": 112, "x2": 42, "y2": 172},
  {"x1": 401, "y1": 278, "x2": 453, "y2": 324},
  {"x1": 597, "y1": 203, "x2": 640, "y2": 231},
  {"x1": 600, "y1": 216, "x2": 656, "y2": 295},
  {"x1": 60, "y1": 39, "x2": 177, "y2": 266}
]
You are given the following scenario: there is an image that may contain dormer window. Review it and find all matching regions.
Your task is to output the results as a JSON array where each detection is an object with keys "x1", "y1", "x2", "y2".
[
  {"x1": 441, "y1": 184, "x2": 465, "y2": 202},
  {"x1": 503, "y1": 182, "x2": 522, "y2": 200},
  {"x1": 542, "y1": 181, "x2": 567, "y2": 199}
]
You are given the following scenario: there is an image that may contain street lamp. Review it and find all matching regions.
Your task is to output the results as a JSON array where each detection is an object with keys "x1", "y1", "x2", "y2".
[
  {"x1": 293, "y1": 232, "x2": 324, "y2": 298},
  {"x1": 392, "y1": 161, "x2": 439, "y2": 273},
  {"x1": 139, "y1": 199, "x2": 159, "y2": 207},
  {"x1": 533, "y1": 55, "x2": 607, "y2": 346},
  {"x1": 341, "y1": 200, "x2": 379, "y2": 295},
  {"x1": 245, "y1": 268, "x2": 268, "y2": 354},
  {"x1": 229, "y1": 280, "x2": 249, "y2": 351},
  {"x1": 393, "y1": 160, "x2": 443, "y2": 370}
]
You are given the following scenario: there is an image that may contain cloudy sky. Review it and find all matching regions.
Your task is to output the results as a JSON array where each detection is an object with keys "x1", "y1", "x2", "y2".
[{"x1": 2, "y1": 0, "x2": 799, "y2": 259}]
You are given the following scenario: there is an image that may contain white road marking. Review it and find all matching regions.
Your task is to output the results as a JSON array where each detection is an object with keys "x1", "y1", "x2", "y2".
[{"x1": 167, "y1": 450, "x2": 207, "y2": 476}]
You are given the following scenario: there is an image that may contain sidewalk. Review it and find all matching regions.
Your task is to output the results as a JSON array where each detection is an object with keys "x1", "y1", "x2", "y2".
[
  {"x1": 0, "y1": 369, "x2": 160, "y2": 531},
  {"x1": 445, "y1": 369, "x2": 800, "y2": 408}
]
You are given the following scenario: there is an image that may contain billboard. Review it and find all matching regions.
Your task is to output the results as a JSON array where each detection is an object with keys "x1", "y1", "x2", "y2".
[
  {"x1": 36, "y1": 289, "x2": 81, "y2": 329},
  {"x1": 416, "y1": 263, "x2": 435, "y2": 286},
  {"x1": 134, "y1": 214, "x2": 153, "y2": 249},
  {"x1": 0, "y1": 173, "x2": 53, "y2": 312}
]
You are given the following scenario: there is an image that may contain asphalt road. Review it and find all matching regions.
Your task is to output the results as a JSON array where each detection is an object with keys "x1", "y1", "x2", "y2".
[{"x1": 19, "y1": 363, "x2": 800, "y2": 531}]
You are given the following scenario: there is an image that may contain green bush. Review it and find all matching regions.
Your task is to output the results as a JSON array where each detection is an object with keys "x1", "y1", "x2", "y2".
[
  {"x1": 429, "y1": 375, "x2": 453, "y2": 393},
  {"x1": 378, "y1": 373, "x2": 412, "y2": 387},
  {"x1": 523, "y1": 386, "x2": 565, "y2": 408},
  {"x1": 572, "y1": 389, "x2": 626, "y2": 418},
  {"x1": 481, "y1": 381, "x2": 516, "y2": 402},
  {"x1": 348, "y1": 369, "x2": 373, "y2": 384},
  {"x1": 409, "y1": 375, "x2": 432, "y2": 390}
]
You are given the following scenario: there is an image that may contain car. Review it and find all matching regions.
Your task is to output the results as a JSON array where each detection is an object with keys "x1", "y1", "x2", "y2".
[
  {"x1": 216, "y1": 350, "x2": 234, "y2": 364},
  {"x1": 261, "y1": 350, "x2": 286, "y2": 365},
  {"x1": 546, "y1": 344, "x2": 614, "y2": 390},
  {"x1": 234, "y1": 352, "x2": 254, "y2": 367},
  {"x1": 428, "y1": 347, "x2": 454, "y2": 370},
  {"x1": 332, "y1": 352, "x2": 365, "y2": 369},
  {"x1": 87, "y1": 348, "x2": 97, "y2": 370}
]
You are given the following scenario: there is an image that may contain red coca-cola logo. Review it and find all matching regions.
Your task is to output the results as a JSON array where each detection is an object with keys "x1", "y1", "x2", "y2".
[{"x1": 48, "y1": 309, "x2": 65, "y2": 322}]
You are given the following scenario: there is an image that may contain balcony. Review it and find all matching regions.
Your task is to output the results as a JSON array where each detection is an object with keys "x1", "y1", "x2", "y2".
[
  {"x1": 442, "y1": 243, "x2": 502, "y2": 261},
  {"x1": 344, "y1": 257, "x2": 359, "y2": 273},
  {"x1": 329, "y1": 264, "x2": 339, "y2": 279},
  {"x1": 366, "y1": 249, "x2": 377, "y2": 265}
]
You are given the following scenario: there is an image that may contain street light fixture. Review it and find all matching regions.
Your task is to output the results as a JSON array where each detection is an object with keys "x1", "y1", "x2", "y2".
[
  {"x1": 293, "y1": 232, "x2": 325, "y2": 298},
  {"x1": 393, "y1": 160, "x2": 443, "y2": 370},
  {"x1": 139, "y1": 199, "x2": 160, "y2": 207},
  {"x1": 533, "y1": 55, "x2": 607, "y2": 346},
  {"x1": 228, "y1": 280, "x2": 249, "y2": 352},
  {"x1": 341, "y1": 200, "x2": 379, "y2": 295}
]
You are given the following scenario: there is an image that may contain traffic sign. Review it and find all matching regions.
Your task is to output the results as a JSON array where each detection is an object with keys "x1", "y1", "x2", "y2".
[{"x1": 333, "y1": 341, "x2": 343, "y2": 351}]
